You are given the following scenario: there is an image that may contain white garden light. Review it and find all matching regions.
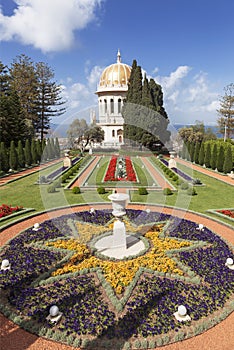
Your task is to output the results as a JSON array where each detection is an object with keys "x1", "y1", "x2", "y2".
[
  {"x1": 146, "y1": 208, "x2": 151, "y2": 213},
  {"x1": 90, "y1": 208, "x2": 95, "y2": 214},
  {"x1": 225, "y1": 257, "x2": 234, "y2": 270},
  {"x1": 1, "y1": 259, "x2": 10, "y2": 270},
  {"x1": 174, "y1": 304, "x2": 191, "y2": 322},
  {"x1": 196, "y1": 223, "x2": 204, "y2": 231},
  {"x1": 178, "y1": 305, "x2": 187, "y2": 316},
  {"x1": 46, "y1": 305, "x2": 62, "y2": 324},
  {"x1": 33, "y1": 223, "x2": 40, "y2": 231}
]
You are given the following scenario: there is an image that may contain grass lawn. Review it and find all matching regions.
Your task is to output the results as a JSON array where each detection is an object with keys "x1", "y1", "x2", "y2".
[{"x1": 0, "y1": 156, "x2": 233, "y2": 227}]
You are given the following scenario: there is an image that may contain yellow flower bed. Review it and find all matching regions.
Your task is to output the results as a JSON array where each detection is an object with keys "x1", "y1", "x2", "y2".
[
  {"x1": 49, "y1": 225, "x2": 191, "y2": 294},
  {"x1": 75, "y1": 222, "x2": 110, "y2": 243}
]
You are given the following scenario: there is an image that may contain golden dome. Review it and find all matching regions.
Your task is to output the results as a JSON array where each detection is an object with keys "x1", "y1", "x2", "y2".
[{"x1": 99, "y1": 50, "x2": 131, "y2": 88}]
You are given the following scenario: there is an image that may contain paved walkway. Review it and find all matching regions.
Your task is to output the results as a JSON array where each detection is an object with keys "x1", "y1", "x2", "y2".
[
  {"x1": 70, "y1": 156, "x2": 101, "y2": 188},
  {"x1": 0, "y1": 159, "x2": 62, "y2": 187},
  {"x1": 141, "y1": 157, "x2": 174, "y2": 189},
  {"x1": 0, "y1": 204, "x2": 234, "y2": 350},
  {"x1": 176, "y1": 158, "x2": 234, "y2": 186}
]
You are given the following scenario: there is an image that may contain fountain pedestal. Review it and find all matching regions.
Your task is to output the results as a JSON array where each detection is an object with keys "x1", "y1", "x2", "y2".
[{"x1": 94, "y1": 193, "x2": 146, "y2": 259}]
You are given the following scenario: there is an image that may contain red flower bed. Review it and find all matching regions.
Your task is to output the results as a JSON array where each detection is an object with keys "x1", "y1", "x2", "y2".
[
  {"x1": 0, "y1": 204, "x2": 23, "y2": 218},
  {"x1": 104, "y1": 156, "x2": 137, "y2": 182},
  {"x1": 104, "y1": 156, "x2": 117, "y2": 181},
  {"x1": 125, "y1": 156, "x2": 137, "y2": 182},
  {"x1": 217, "y1": 209, "x2": 234, "y2": 218}
]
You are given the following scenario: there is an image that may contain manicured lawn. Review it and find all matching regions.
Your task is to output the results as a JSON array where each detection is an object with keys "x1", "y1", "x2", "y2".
[{"x1": 0, "y1": 155, "x2": 233, "y2": 227}]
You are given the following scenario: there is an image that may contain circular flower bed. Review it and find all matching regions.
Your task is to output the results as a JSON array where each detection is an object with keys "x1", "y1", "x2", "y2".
[{"x1": 0, "y1": 209, "x2": 233, "y2": 350}]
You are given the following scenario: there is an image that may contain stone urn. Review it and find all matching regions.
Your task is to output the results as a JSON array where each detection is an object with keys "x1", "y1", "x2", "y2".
[{"x1": 108, "y1": 193, "x2": 129, "y2": 217}]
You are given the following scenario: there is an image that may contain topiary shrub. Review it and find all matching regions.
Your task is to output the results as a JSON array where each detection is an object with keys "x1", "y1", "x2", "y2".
[
  {"x1": 47, "y1": 184, "x2": 56, "y2": 193},
  {"x1": 187, "y1": 187, "x2": 197, "y2": 196},
  {"x1": 72, "y1": 186, "x2": 81, "y2": 194},
  {"x1": 163, "y1": 187, "x2": 173, "y2": 195},
  {"x1": 192, "y1": 178, "x2": 202, "y2": 185},
  {"x1": 138, "y1": 187, "x2": 148, "y2": 195},
  {"x1": 180, "y1": 182, "x2": 189, "y2": 190},
  {"x1": 97, "y1": 187, "x2": 106, "y2": 194},
  {"x1": 54, "y1": 179, "x2": 62, "y2": 188}
]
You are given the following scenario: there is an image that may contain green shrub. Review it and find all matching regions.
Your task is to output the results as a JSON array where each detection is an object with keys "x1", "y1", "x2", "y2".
[
  {"x1": 97, "y1": 187, "x2": 106, "y2": 194},
  {"x1": 192, "y1": 178, "x2": 202, "y2": 185},
  {"x1": 138, "y1": 187, "x2": 148, "y2": 195},
  {"x1": 163, "y1": 187, "x2": 173, "y2": 195},
  {"x1": 72, "y1": 186, "x2": 81, "y2": 194},
  {"x1": 180, "y1": 182, "x2": 189, "y2": 190},
  {"x1": 54, "y1": 179, "x2": 62, "y2": 188},
  {"x1": 187, "y1": 187, "x2": 197, "y2": 196},
  {"x1": 172, "y1": 174, "x2": 179, "y2": 181},
  {"x1": 47, "y1": 184, "x2": 56, "y2": 193}
]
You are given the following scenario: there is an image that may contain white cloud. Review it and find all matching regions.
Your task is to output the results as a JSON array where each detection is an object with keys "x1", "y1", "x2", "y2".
[
  {"x1": 156, "y1": 65, "x2": 191, "y2": 90},
  {"x1": 154, "y1": 67, "x2": 220, "y2": 124},
  {"x1": 0, "y1": 0, "x2": 104, "y2": 52}
]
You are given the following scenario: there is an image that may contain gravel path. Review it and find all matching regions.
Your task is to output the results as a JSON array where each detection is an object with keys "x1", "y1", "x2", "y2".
[{"x1": 1, "y1": 204, "x2": 233, "y2": 350}]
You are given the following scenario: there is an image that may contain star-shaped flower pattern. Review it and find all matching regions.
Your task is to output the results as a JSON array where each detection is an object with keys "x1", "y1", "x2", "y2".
[{"x1": 45, "y1": 219, "x2": 198, "y2": 298}]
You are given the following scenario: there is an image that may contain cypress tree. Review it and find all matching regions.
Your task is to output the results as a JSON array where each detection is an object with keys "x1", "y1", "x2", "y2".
[
  {"x1": 25, "y1": 139, "x2": 32, "y2": 166},
  {"x1": 210, "y1": 143, "x2": 218, "y2": 170},
  {"x1": 223, "y1": 146, "x2": 233, "y2": 174},
  {"x1": 31, "y1": 139, "x2": 38, "y2": 164},
  {"x1": 46, "y1": 138, "x2": 53, "y2": 159},
  {"x1": 51, "y1": 138, "x2": 56, "y2": 159},
  {"x1": 0, "y1": 142, "x2": 9, "y2": 172},
  {"x1": 55, "y1": 138, "x2": 60, "y2": 158},
  {"x1": 181, "y1": 142, "x2": 187, "y2": 159},
  {"x1": 204, "y1": 143, "x2": 211, "y2": 168},
  {"x1": 198, "y1": 142, "x2": 205, "y2": 166},
  {"x1": 189, "y1": 143, "x2": 195, "y2": 162},
  {"x1": 36, "y1": 139, "x2": 42, "y2": 162},
  {"x1": 194, "y1": 142, "x2": 200, "y2": 164},
  {"x1": 9, "y1": 140, "x2": 18, "y2": 170},
  {"x1": 126, "y1": 59, "x2": 137, "y2": 102},
  {"x1": 17, "y1": 140, "x2": 25, "y2": 168},
  {"x1": 185, "y1": 142, "x2": 191, "y2": 161},
  {"x1": 216, "y1": 144, "x2": 224, "y2": 172}
]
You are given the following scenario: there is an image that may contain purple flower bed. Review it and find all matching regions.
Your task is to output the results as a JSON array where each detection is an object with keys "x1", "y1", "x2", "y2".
[
  {"x1": 0, "y1": 210, "x2": 233, "y2": 345},
  {"x1": 172, "y1": 167, "x2": 193, "y2": 182},
  {"x1": 160, "y1": 158, "x2": 169, "y2": 166},
  {"x1": 46, "y1": 166, "x2": 68, "y2": 180}
]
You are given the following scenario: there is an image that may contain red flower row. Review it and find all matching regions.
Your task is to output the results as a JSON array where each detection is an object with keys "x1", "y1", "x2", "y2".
[
  {"x1": 104, "y1": 156, "x2": 137, "y2": 182},
  {"x1": 104, "y1": 156, "x2": 117, "y2": 181},
  {"x1": 125, "y1": 156, "x2": 137, "y2": 182},
  {"x1": 0, "y1": 204, "x2": 23, "y2": 218},
  {"x1": 217, "y1": 209, "x2": 234, "y2": 218}
]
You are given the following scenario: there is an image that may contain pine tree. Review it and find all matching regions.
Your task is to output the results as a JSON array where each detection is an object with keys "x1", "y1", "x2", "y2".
[
  {"x1": 204, "y1": 143, "x2": 211, "y2": 168},
  {"x1": 17, "y1": 140, "x2": 25, "y2": 168},
  {"x1": 10, "y1": 54, "x2": 38, "y2": 137},
  {"x1": 194, "y1": 142, "x2": 201, "y2": 164},
  {"x1": 25, "y1": 139, "x2": 32, "y2": 166},
  {"x1": 31, "y1": 139, "x2": 38, "y2": 164},
  {"x1": 210, "y1": 143, "x2": 218, "y2": 170},
  {"x1": 34, "y1": 62, "x2": 66, "y2": 141},
  {"x1": 223, "y1": 146, "x2": 233, "y2": 173},
  {"x1": 0, "y1": 142, "x2": 9, "y2": 172},
  {"x1": 198, "y1": 142, "x2": 205, "y2": 166},
  {"x1": 9, "y1": 141, "x2": 18, "y2": 170},
  {"x1": 216, "y1": 144, "x2": 224, "y2": 172}
]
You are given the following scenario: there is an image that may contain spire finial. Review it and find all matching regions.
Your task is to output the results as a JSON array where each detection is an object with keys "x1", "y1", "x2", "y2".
[{"x1": 117, "y1": 49, "x2": 121, "y2": 63}]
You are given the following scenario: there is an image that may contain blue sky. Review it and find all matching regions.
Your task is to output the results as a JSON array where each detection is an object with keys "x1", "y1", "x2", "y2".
[{"x1": 0, "y1": 0, "x2": 234, "y2": 127}]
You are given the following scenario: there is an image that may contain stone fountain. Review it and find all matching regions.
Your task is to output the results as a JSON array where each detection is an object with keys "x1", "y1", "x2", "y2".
[{"x1": 94, "y1": 193, "x2": 145, "y2": 259}]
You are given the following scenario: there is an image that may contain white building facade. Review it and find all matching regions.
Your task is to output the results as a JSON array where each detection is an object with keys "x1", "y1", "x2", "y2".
[{"x1": 96, "y1": 50, "x2": 131, "y2": 147}]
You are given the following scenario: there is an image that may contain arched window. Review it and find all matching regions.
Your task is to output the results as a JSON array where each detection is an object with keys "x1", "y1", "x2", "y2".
[
  {"x1": 112, "y1": 130, "x2": 115, "y2": 137},
  {"x1": 99, "y1": 99, "x2": 102, "y2": 114},
  {"x1": 110, "y1": 98, "x2": 114, "y2": 114},
  {"x1": 118, "y1": 98, "x2": 121, "y2": 114},
  {"x1": 104, "y1": 99, "x2": 107, "y2": 113}
]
